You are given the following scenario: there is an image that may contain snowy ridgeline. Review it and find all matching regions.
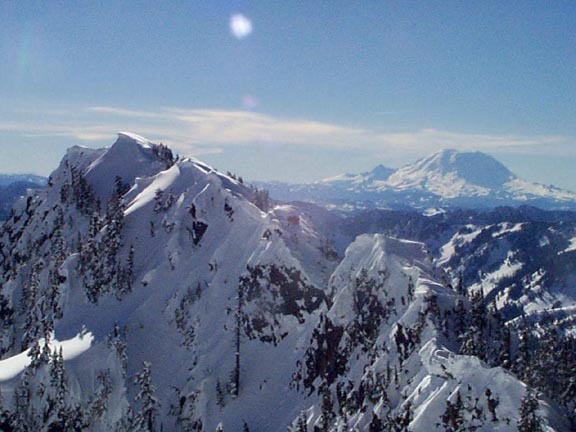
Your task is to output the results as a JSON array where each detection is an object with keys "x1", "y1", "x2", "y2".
[{"x1": 0, "y1": 133, "x2": 574, "y2": 431}]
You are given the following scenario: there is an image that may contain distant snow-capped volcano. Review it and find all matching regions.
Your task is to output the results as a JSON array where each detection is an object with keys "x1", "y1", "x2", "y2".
[
  {"x1": 261, "y1": 149, "x2": 576, "y2": 210},
  {"x1": 384, "y1": 149, "x2": 514, "y2": 197}
]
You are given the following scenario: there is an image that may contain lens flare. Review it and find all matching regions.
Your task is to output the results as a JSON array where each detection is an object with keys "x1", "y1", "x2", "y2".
[
  {"x1": 230, "y1": 13, "x2": 253, "y2": 39},
  {"x1": 242, "y1": 95, "x2": 258, "y2": 110}
]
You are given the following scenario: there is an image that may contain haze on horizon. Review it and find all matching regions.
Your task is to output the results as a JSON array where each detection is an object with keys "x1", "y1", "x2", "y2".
[{"x1": 1, "y1": 2, "x2": 575, "y2": 190}]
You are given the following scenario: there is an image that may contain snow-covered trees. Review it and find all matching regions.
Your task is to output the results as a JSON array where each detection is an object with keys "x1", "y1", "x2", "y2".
[
  {"x1": 107, "y1": 323, "x2": 128, "y2": 377},
  {"x1": 77, "y1": 175, "x2": 134, "y2": 303},
  {"x1": 517, "y1": 387, "x2": 543, "y2": 432},
  {"x1": 230, "y1": 280, "x2": 243, "y2": 398},
  {"x1": 133, "y1": 362, "x2": 160, "y2": 432},
  {"x1": 59, "y1": 163, "x2": 97, "y2": 216},
  {"x1": 151, "y1": 143, "x2": 175, "y2": 169},
  {"x1": 49, "y1": 347, "x2": 67, "y2": 412},
  {"x1": 249, "y1": 186, "x2": 270, "y2": 212},
  {"x1": 459, "y1": 288, "x2": 487, "y2": 359}
]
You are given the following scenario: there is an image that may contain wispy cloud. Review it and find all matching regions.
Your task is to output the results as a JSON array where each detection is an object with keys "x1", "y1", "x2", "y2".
[
  {"x1": 0, "y1": 105, "x2": 571, "y2": 162},
  {"x1": 88, "y1": 106, "x2": 162, "y2": 119},
  {"x1": 371, "y1": 128, "x2": 566, "y2": 155}
]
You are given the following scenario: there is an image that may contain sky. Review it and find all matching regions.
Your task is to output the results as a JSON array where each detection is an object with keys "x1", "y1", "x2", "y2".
[{"x1": 1, "y1": 1, "x2": 576, "y2": 189}]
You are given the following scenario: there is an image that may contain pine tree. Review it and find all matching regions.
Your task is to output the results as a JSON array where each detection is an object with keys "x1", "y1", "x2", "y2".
[
  {"x1": 216, "y1": 380, "x2": 225, "y2": 407},
  {"x1": 250, "y1": 187, "x2": 270, "y2": 212},
  {"x1": 90, "y1": 370, "x2": 112, "y2": 419},
  {"x1": 14, "y1": 366, "x2": 34, "y2": 431},
  {"x1": 407, "y1": 277, "x2": 415, "y2": 303},
  {"x1": 453, "y1": 300, "x2": 466, "y2": 341},
  {"x1": 460, "y1": 289, "x2": 487, "y2": 359},
  {"x1": 368, "y1": 413, "x2": 385, "y2": 432},
  {"x1": 231, "y1": 283, "x2": 244, "y2": 397},
  {"x1": 50, "y1": 347, "x2": 67, "y2": 406},
  {"x1": 0, "y1": 390, "x2": 13, "y2": 432},
  {"x1": 319, "y1": 387, "x2": 334, "y2": 432},
  {"x1": 517, "y1": 387, "x2": 543, "y2": 432},
  {"x1": 21, "y1": 267, "x2": 41, "y2": 349},
  {"x1": 456, "y1": 272, "x2": 465, "y2": 296},
  {"x1": 514, "y1": 325, "x2": 533, "y2": 384},
  {"x1": 134, "y1": 362, "x2": 160, "y2": 432},
  {"x1": 395, "y1": 401, "x2": 413, "y2": 431},
  {"x1": 485, "y1": 388, "x2": 498, "y2": 422},
  {"x1": 295, "y1": 412, "x2": 307, "y2": 432},
  {"x1": 441, "y1": 391, "x2": 464, "y2": 431},
  {"x1": 153, "y1": 189, "x2": 164, "y2": 213},
  {"x1": 0, "y1": 287, "x2": 14, "y2": 355},
  {"x1": 557, "y1": 336, "x2": 576, "y2": 412},
  {"x1": 107, "y1": 323, "x2": 128, "y2": 376}
]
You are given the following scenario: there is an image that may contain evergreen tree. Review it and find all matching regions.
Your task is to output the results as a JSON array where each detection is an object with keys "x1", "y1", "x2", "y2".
[
  {"x1": 0, "y1": 287, "x2": 14, "y2": 355},
  {"x1": 394, "y1": 401, "x2": 413, "y2": 431},
  {"x1": 368, "y1": 413, "x2": 385, "y2": 432},
  {"x1": 517, "y1": 387, "x2": 543, "y2": 432},
  {"x1": 133, "y1": 362, "x2": 160, "y2": 432},
  {"x1": 216, "y1": 379, "x2": 225, "y2": 408},
  {"x1": 460, "y1": 289, "x2": 487, "y2": 359},
  {"x1": 557, "y1": 336, "x2": 576, "y2": 413},
  {"x1": 14, "y1": 366, "x2": 35, "y2": 432},
  {"x1": 90, "y1": 370, "x2": 112, "y2": 419},
  {"x1": 250, "y1": 187, "x2": 270, "y2": 212},
  {"x1": 0, "y1": 392, "x2": 13, "y2": 432},
  {"x1": 456, "y1": 272, "x2": 465, "y2": 296},
  {"x1": 49, "y1": 347, "x2": 67, "y2": 411},
  {"x1": 295, "y1": 412, "x2": 307, "y2": 432},
  {"x1": 407, "y1": 277, "x2": 415, "y2": 303},
  {"x1": 107, "y1": 323, "x2": 128, "y2": 377},
  {"x1": 231, "y1": 282, "x2": 244, "y2": 397},
  {"x1": 514, "y1": 326, "x2": 533, "y2": 384},
  {"x1": 485, "y1": 388, "x2": 498, "y2": 422},
  {"x1": 534, "y1": 326, "x2": 561, "y2": 394},
  {"x1": 319, "y1": 387, "x2": 334, "y2": 432},
  {"x1": 439, "y1": 391, "x2": 467, "y2": 431},
  {"x1": 21, "y1": 267, "x2": 41, "y2": 349}
]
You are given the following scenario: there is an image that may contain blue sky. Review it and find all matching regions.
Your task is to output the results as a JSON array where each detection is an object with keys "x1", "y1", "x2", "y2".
[{"x1": 1, "y1": 1, "x2": 575, "y2": 189}]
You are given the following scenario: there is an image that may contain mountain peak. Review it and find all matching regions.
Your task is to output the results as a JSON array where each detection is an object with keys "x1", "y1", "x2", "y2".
[
  {"x1": 366, "y1": 164, "x2": 395, "y2": 181},
  {"x1": 319, "y1": 164, "x2": 394, "y2": 185},
  {"x1": 83, "y1": 132, "x2": 175, "y2": 199},
  {"x1": 392, "y1": 149, "x2": 515, "y2": 191},
  {"x1": 116, "y1": 131, "x2": 154, "y2": 149}
]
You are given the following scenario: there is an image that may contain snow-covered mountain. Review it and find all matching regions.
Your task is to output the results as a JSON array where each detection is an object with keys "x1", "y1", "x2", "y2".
[
  {"x1": 0, "y1": 174, "x2": 45, "y2": 188},
  {"x1": 0, "y1": 175, "x2": 46, "y2": 220},
  {"x1": 320, "y1": 164, "x2": 395, "y2": 187},
  {"x1": 0, "y1": 134, "x2": 574, "y2": 431},
  {"x1": 336, "y1": 205, "x2": 576, "y2": 320},
  {"x1": 260, "y1": 149, "x2": 576, "y2": 211}
]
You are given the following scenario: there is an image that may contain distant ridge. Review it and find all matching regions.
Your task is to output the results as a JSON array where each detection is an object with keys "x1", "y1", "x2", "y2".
[
  {"x1": 0, "y1": 174, "x2": 46, "y2": 187},
  {"x1": 0, "y1": 174, "x2": 46, "y2": 219}
]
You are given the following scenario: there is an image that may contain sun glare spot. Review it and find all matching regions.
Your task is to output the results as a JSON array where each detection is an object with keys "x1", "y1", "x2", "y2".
[{"x1": 230, "y1": 13, "x2": 253, "y2": 39}]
